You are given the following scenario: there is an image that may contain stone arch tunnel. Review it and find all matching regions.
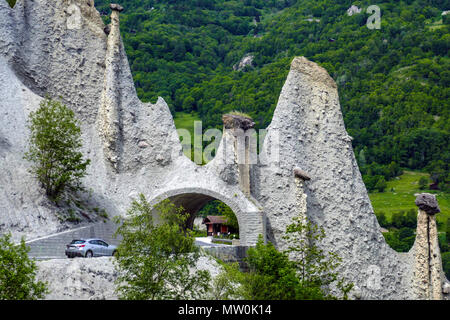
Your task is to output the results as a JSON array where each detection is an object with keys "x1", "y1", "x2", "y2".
[{"x1": 148, "y1": 188, "x2": 265, "y2": 247}]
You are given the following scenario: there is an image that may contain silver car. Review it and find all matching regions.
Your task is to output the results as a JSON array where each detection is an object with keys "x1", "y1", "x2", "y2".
[{"x1": 65, "y1": 238, "x2": 118, "y2": 258}]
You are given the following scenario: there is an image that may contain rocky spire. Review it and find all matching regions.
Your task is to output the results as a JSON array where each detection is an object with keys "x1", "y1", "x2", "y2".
[
  {"x1": 412, "y1": 193, "x2": 444, "y2": 300},
  {"x1": 220, "y1": 114, "x2": 256, "y2": 196},
  {"x1": 98, "y1": 4, "x2": 124, "y2": 171}
]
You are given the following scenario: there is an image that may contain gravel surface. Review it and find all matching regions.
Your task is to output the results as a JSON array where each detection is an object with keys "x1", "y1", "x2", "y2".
[{"x1": 35, "y1": 254, "x2": 224, "y2": 300}]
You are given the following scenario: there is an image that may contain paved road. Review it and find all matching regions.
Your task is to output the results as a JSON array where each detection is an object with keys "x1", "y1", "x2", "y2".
[
  {"x1": 26, "y1": 221, "x2": 120, "y2": 260},
  {"x1": 195, "y1": 239, "x2": 226, "y2": 247},
  {"x1": 26, "y1": 223, "x2": 228, "y2": 260}
]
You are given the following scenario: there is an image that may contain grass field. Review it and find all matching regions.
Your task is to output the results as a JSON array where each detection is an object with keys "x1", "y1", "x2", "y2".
[
  {"x1": 174, "y1": 111, "x2": 200, "y2": 135},
  {"x1": 369, "y1": 171, "x2": 450, "y2": 226},
  {"x1": 173, "y1": 111, "x2": 202, "y2": 160},
  {"x1": 427, "y1": 18, "x2": 445, "y2": 30}
]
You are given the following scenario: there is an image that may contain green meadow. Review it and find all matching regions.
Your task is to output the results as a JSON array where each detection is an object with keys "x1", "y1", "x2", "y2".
[
  {"x1": 174, "y1": 111, "x2": 200, "y2": 136},
  {"x1": 369, "y1": 171, "x2": 450, "y2": 226},
  {"x1": 173, "y1": 112, "x2": 202, "y2": 160}
]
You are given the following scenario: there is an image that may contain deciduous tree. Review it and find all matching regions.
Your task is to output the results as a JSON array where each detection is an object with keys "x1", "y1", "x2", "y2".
[
  {"x1": 113, "y1": 195, "x2": 210, "y2": 300},
  {"x1": 24, "y1": 98, "x2": 90, "y2": 200},
  {"x1": 0, "y1": 234, "x2": 48, "y2": 300}
]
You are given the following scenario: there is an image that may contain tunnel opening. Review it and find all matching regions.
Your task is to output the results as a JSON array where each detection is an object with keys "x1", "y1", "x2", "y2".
[
  {"x1": 150, "y1": 191, "x2": 252, "y2": 269},
  {"x1": 149, "y1": 188, "x2": 265, "y2": 248},
  {"x1": 197, "y1": 200, "x2": 239, "y2": 239},
  {"x1": 158, "y1": 193, "x2": 241, "y2": 244}
]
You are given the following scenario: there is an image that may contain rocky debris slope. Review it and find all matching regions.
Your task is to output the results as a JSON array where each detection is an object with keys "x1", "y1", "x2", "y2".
[
  {"x1": 0, "y1": 0, "x2": 259, "y2": 247},
  {"x1": 26, "y1": 221, "x2": 120, "y2": 259},
  {"x1": 36, "y1": 257, "x2": 119, "y2": 300},
  {"x1": 35, "y1": 254, "x2": 223, "y2": 300}
]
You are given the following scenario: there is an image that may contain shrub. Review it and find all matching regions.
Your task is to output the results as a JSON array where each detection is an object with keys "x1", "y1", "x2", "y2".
[
  {"x1": 375, "y1": 177, "x2": 388, "y2": 193},
  {"x1": 0, "y1": 234, "x2": 48, "y2": 299},
  {"x1": 24, "y1": 98, "x2": 90, "y2": 200},
  {"x1": 418, "y1": 177, "x2": 429, "y2": 190},
  {"x1": 217, "y1": 202, "x2": 239, "y2": 232},
  {"x1": 113, "y1": 195, "x2": 210, "y2": 300}
]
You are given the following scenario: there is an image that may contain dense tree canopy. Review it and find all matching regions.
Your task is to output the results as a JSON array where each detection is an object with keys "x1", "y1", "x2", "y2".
[{"x1": 94, "y1": 0, "x2": 449, "y2": 187}]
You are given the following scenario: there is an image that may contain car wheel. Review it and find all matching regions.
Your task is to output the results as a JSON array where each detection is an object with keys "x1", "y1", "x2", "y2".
[
  {"x1": 112, "y1": 250, "x2": 118, "y2": 257},
  {"x1": 85, "y1": 250, "x2": 93, "y2": 258}
]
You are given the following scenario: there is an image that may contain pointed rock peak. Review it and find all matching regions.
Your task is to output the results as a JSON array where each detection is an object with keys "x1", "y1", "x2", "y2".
[{"x1": 290, "y1": 56, "x2": 337, "y2": 89}]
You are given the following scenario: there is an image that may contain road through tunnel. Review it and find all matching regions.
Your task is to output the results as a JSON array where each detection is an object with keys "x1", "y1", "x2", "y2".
[
  {"x1": 148, "y1": 188, "x2": 265, "y2": 247},
  {"x1": 167, "y1": 193, "x2": 219, "y2": 232}
]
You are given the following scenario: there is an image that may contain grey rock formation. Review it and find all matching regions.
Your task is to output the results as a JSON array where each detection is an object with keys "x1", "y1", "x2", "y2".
[
  {"x1": 110, "y1": 3, "x2": 123, "y2": 12},
  {"x1": 0, "y1": 1, "x2": 447, "y2": 300},
  {"x1": 35, "y1": 254, "x2": 223, "y2": 300},
  {"x1": 411, "y1": 193, "x2": 446, "y2": 300},
  {"x1": 415, "y1": 193, "x2": 440, "y2": 215},
  {"x1": 233, "y1": 53, "x2": 254, "y2": 71}
]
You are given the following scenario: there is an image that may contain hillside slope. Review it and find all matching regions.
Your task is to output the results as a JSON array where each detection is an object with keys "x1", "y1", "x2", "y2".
[{"x1": 94, "y1": 0, "x2": 449, "y2": 179}]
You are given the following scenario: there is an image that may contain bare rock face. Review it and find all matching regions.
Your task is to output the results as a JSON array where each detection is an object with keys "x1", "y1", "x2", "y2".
[
  {"x1": 347, "y1": 5, "x2": 362, "y2": 16},
  {"x1": 35, "y1": 255, "x2": 224, "y2": 300},
  {"x1": 257, "y1": 56, "x2": 412, "y2": 299},
  {"x1": 233, "y1": 54, "x2": 254, "y2": 71}
]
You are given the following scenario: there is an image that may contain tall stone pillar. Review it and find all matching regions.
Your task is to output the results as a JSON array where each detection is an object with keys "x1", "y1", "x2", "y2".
[
  {"x1": 221, "y1": 114, "x2": 256, "y2": 196},
  {"x1": 98, "y1": 4, "x2": 124, "y2": 171},
  {"x1": 413, "y1": 193, "x2": 443, "y2": 300}
]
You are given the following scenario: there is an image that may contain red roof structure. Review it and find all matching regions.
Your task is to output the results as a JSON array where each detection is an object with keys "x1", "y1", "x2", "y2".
[
  {"x1": 203, "y1": 216, "x2": 228, "y2": 225},
  {"x1": 202, "y1": 216, "x2": 229, "y2": 236}
]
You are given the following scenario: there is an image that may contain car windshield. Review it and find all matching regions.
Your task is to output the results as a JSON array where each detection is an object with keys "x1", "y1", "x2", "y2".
[{"x1": 70, "y1": 240, "x2": 86, "y2": 244}]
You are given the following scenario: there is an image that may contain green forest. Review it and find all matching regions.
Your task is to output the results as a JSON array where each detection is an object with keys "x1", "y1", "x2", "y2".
[
  {"x1": 93, "y1": 0, "x2": 449, "y2": 267},
  {"x1": 94, "y1": 0, "x2": 449, "y2": 192}
]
